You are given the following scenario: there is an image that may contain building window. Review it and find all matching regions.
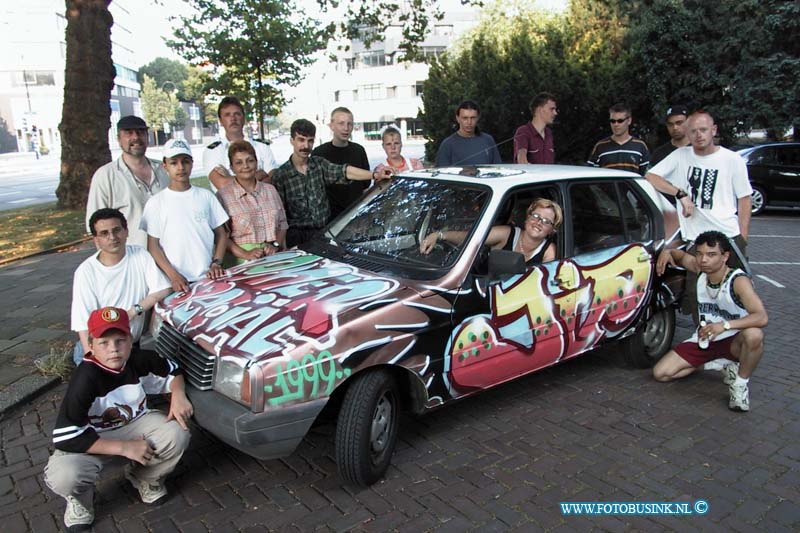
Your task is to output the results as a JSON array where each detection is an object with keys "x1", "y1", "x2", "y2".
[
  {"x1": 335, "y1": 90, "x2": 340, "y2": 102},
  {"x1": 16, "y1": 71, "x2": 55, "y2": 87},
  {"x1": 421, "y1": 47, "x2": 446, "y2": 60},
  {"x1": 357, "y1": 50, "x2": 386, "y2": 68},
  {"x1": 415, "y1": 82, "x2": 424, "y2": 97},
  {"x1": 386, "y1": 86, "x2": 396, "y2": 99},
  {"x1": 360, "y1": 84, "x2": 383, "y2": 100}
]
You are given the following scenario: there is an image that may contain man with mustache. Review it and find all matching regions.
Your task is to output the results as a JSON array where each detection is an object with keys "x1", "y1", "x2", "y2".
[
  {"x1": 272, "y1": 119, "x2": 393, "y2": 248},
  {"x1": 203, "y1": 96, "x2": 278, "y2": 193},
  {"x1": 86, "y1": 116, "x2": 170, "y2": 248}
]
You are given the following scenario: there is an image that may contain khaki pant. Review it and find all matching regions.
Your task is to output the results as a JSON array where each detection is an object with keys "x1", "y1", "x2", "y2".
[{"x1": 43, "y1": 411, "x2": 190, "y2": 509}]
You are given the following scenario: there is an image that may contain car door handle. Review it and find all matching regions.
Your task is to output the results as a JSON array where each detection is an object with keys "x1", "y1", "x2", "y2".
[{"x1": 550, "y1": 277, "x2": 572, "y2": 287}]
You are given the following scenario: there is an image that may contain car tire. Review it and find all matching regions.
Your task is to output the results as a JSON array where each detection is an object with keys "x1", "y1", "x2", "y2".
[
  {"x1": 751, "y1": 186, "x2": 767, "y2": 216},
  {"x1": 335, "y1": 369, "x2": 399, "y2": 486},
  {"x1": 621, "y1": 304, "x2": 676, "y2": 368}
]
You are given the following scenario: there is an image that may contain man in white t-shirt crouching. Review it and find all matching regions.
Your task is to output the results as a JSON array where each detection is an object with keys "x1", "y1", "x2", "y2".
[{"x1": 71, "y1": 208, "x2": 172, "y2": 364}]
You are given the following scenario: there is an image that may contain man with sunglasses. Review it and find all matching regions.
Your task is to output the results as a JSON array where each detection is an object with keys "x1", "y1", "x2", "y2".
[
  {"x1": 71, "y1": 208, "x2": 171, "y2": 365},
  {"x1": 587, "y1": 103, "x2": 650, "y2": 175}
]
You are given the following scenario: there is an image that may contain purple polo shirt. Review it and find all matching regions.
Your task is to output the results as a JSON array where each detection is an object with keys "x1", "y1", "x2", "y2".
[{"x1": 513, "y1": 122, "x2": 555, "y2": 164}]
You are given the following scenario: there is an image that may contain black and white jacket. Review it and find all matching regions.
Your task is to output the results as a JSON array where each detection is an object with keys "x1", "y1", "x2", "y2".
[{"x1": 52, "y1": 351, "x2": 181, "y2": 453}]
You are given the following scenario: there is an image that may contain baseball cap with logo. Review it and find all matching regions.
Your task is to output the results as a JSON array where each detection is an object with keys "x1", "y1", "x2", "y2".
[
  {"x1": 87, "y1": 307, "x2": 131, "y2": 338},
  {"x1": 665, "y1": 105, "x2": 689, "y2": 119},
  {"x1": 117, "y1": 115, "x2": 148, "y2": 130},
  {"x1": 162, "y1": 138, "x2": 193, "y2": 159}
]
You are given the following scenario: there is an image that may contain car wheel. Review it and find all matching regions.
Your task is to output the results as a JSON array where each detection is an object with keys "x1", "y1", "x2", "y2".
[
  {"x1": 335, "y1": 369, "x2": 399, "y2": 486},
  {"x1": 751, "y1": 186, "x2": 766, "y2": 215},
  {"x1": 621, "y1": 304, "x2": 675, "y2": 368}
]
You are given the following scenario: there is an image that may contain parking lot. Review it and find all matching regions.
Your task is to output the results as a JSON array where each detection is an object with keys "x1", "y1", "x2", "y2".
[{"x1": 1, "y1": 211, "x2": 798, "y2": 531}]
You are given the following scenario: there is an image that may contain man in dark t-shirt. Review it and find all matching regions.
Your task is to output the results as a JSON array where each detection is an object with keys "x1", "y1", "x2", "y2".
[
  {"x1": 311, "y1": 107, "x2": 370, "y2": 219},
  {"x1": 650, "y1": 104, "x2": 690, "y2": 168}
]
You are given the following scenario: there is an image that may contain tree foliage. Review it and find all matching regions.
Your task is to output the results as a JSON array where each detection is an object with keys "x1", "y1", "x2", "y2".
[
  {"x1": 423, "y1": 0, "x2": 799, "y2": 161},
  {"x1": 169, "y1": 0, "x2": 334, "y2": 138},
  {"x1": 421, "y1": 1, "x2": 643, "y2": 163},
  {"x1": 140, "y1": 75, "x2": 183, "y2": 139}
]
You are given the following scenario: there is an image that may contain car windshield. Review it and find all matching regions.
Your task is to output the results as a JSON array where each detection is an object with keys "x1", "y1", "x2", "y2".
[{"x1": 327, "y1": 177, "x2": 490, "y2": 269}]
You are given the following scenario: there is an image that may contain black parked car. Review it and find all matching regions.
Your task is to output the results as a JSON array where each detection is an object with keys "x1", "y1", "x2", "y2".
[{"x1": 736, "y1": 142, "x2": 800, "y2": 215}]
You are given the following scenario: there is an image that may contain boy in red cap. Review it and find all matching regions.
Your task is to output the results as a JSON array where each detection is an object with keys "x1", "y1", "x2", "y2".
[{"x1": 43, "y1": 307, "x2": 192, "y2": 531}]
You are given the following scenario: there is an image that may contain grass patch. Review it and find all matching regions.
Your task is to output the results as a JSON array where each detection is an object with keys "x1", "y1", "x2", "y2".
[
  {"x1": 191, "y1": 176, "x2": 211, "y2": 189},
  {"x1": 34, "y1": 340, "x2": 75, "y2": 381},
  {"x1": 0, "y1": 176, "x2": 211, "y2": 263},
  {"x1": 0, "y1": 203, "x2": 86, "y2": 262}
]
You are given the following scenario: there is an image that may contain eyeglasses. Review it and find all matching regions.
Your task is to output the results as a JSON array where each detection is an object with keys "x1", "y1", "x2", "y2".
[
  {"x1": 527, "y1": 212, "x2": 554, "y2": 226},
  {"x1": 96, "y1": 227, "x2": 125, "y2": 239},
  {"x1": 609, "y1": 117, "x2": 630, "y2": 124}
]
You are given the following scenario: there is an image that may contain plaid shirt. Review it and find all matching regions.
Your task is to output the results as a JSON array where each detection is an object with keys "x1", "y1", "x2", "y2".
[
  {"x1": 272, "y1": 155, "x2": 348, "y2": 229},
  {"x1": 217, "y1": 179, "x2": 287, "y2": 244}
]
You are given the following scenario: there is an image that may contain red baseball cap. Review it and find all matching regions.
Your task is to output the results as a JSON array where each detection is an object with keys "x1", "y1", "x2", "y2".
[{"x1": 87, "y1": 307, "x2": 131, "y2": 338}]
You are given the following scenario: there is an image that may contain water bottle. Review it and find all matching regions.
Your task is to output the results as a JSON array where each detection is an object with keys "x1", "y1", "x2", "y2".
[{"x1": 698, "y1": 314, "x2": 709, "y2": 349}]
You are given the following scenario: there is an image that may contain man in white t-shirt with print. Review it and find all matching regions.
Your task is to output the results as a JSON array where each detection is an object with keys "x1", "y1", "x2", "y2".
[
  {"x1": 71, "y1": 208, "x2": 172, "y2": 365},
  {"x1": 645, "y1": 110, "x2": 752, "y2": 321},
  {"x1": 141, "y1": 139, "x2": 229, "y2": 292},
  {"x1": 645, "y1": 110, "x2": 752, "y2": 254}
]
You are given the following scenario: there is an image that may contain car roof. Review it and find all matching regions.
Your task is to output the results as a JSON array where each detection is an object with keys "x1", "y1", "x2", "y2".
[{"x1": 399, "y1": 164, "x2": 639, "y2": 186}]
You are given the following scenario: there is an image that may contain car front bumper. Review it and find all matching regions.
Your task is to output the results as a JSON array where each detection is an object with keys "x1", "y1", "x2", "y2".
[{"x1": 186, "y1": 387, "x2": 327, "y2": 460}]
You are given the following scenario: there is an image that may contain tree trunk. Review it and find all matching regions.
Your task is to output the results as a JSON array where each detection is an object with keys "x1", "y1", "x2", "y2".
[{"x1": 56, "y1": 0, "x2": 115, "y2": 209}]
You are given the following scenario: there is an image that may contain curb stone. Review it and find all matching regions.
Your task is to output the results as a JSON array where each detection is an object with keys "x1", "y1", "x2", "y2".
[{"x1": 0, "y1": 374, "x2": 60, "y2": 418}]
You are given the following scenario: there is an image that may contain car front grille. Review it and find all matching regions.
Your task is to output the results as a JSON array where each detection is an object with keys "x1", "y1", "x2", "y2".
[{"x1": 156, "y1": 322, "x2": 215, "y2": 390}]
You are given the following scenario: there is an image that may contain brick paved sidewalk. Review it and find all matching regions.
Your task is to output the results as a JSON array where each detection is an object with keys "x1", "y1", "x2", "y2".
[
  {"x1": 1, "y1": 220, "x2": 798, "y2": 531},
  {"x1": 0, "y1": 244, "x2": 94, "y2": 412}
]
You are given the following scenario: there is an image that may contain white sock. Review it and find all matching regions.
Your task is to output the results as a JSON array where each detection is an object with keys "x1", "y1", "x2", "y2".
[{"x1": 734, "y1": 375, "x2": 749, "y2": 386}]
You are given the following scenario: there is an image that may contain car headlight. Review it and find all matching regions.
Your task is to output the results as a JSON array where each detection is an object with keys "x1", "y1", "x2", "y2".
[
  {"x1": 149, "y1": 311, "x2": 165, "y2": 341},
  {"x1": 214, "y1": 357, "x2": 250, "y2": 405}
]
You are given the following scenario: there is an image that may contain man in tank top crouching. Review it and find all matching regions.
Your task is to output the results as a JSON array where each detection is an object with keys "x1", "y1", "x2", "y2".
[{"x1": 652, "y1": 231, "x2": 768, "y2": 412}]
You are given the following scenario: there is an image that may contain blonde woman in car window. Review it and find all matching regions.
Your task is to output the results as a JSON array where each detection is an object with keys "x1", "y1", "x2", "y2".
[{"x1": 420, "y1": 198, "x2": 561, "y2": 265}]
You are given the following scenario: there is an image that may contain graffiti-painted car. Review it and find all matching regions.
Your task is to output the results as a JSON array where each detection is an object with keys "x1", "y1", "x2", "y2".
[{"x1": 153, "y1": 165, "x2": 684, "y2": 486}]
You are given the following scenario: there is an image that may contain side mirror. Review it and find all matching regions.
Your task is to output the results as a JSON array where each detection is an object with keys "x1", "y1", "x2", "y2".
[{"x1": 488, "y1": 249, "x2": 526, "y2": 281}]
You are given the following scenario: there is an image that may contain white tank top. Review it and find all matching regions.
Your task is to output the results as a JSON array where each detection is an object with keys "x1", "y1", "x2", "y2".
[{"x1": 691, "y1": 267, "x2": 748, "y2": 342}]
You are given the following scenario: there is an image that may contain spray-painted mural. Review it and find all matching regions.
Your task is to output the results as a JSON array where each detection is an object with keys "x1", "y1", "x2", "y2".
[
  {"x1": 158, "y1": 243, "x2": 653, "y2": 411},
  {"x1": 444, "y1": 244, "x2": 653, "y2": 396}
]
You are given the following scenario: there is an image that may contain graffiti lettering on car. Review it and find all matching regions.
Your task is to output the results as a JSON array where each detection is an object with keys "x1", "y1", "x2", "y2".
[
  {"x1": 445, "y1": 244, "x2": 653, "y2": 394},
  {"x1": 264, "y1": 350, "x2": 352, "y2": 406}
]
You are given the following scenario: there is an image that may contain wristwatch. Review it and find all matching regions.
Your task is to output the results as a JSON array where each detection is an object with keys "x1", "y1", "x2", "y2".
[
  {"x1": 211, "y1": 258, "x2": 223, "y2": 266},
  {"x1": 723, "y1": 320, "x2": 731, "y2": 331},
  {"x1": 134, "y1": 304, "x2": 144, "y2": 316},
  {"x1": 675, "y1": 189, "x2": 688, "y2": 199}
]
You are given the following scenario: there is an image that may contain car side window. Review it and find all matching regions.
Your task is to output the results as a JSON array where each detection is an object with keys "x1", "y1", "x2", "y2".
[
  {"x1": 570, "y1": 182, "x2": 626, "y2": 254},
  {"x1": 618, "y1": 182, "x2": 653, "y2": 242},
  {"x1": 749, "y1": 147, "x2": 777, "y2": 165},
  {"x1": 777, "y1": 147, "x2": 800, "y2": 166}
]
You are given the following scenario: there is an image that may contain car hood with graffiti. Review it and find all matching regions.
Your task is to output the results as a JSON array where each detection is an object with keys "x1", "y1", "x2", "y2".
[{"x1": 157, "y1": 250, "x2": 445, "y2": 363}]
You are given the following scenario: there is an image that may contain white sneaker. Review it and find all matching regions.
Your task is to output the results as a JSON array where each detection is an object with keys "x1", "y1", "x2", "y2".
[
  {"x1": 124, "y1": 464, "x2": 168, "y2": 504},
  {"x1": 723, "y1": 362, "x2": 740, "y2": 386},
  {"x1": 64, "y1": 495, "x2": 93, "y2": 531},
  {"x1": 729, "y1": 382, "x2": 750, "y2": 412},
  {"x1": 703, "y1": 358, "x2": 730, "y2": 371}
]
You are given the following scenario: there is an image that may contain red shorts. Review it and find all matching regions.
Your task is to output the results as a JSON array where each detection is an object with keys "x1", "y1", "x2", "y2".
[{"x1": 674, "y1": 334, "x2": 739, "y2": 367}]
